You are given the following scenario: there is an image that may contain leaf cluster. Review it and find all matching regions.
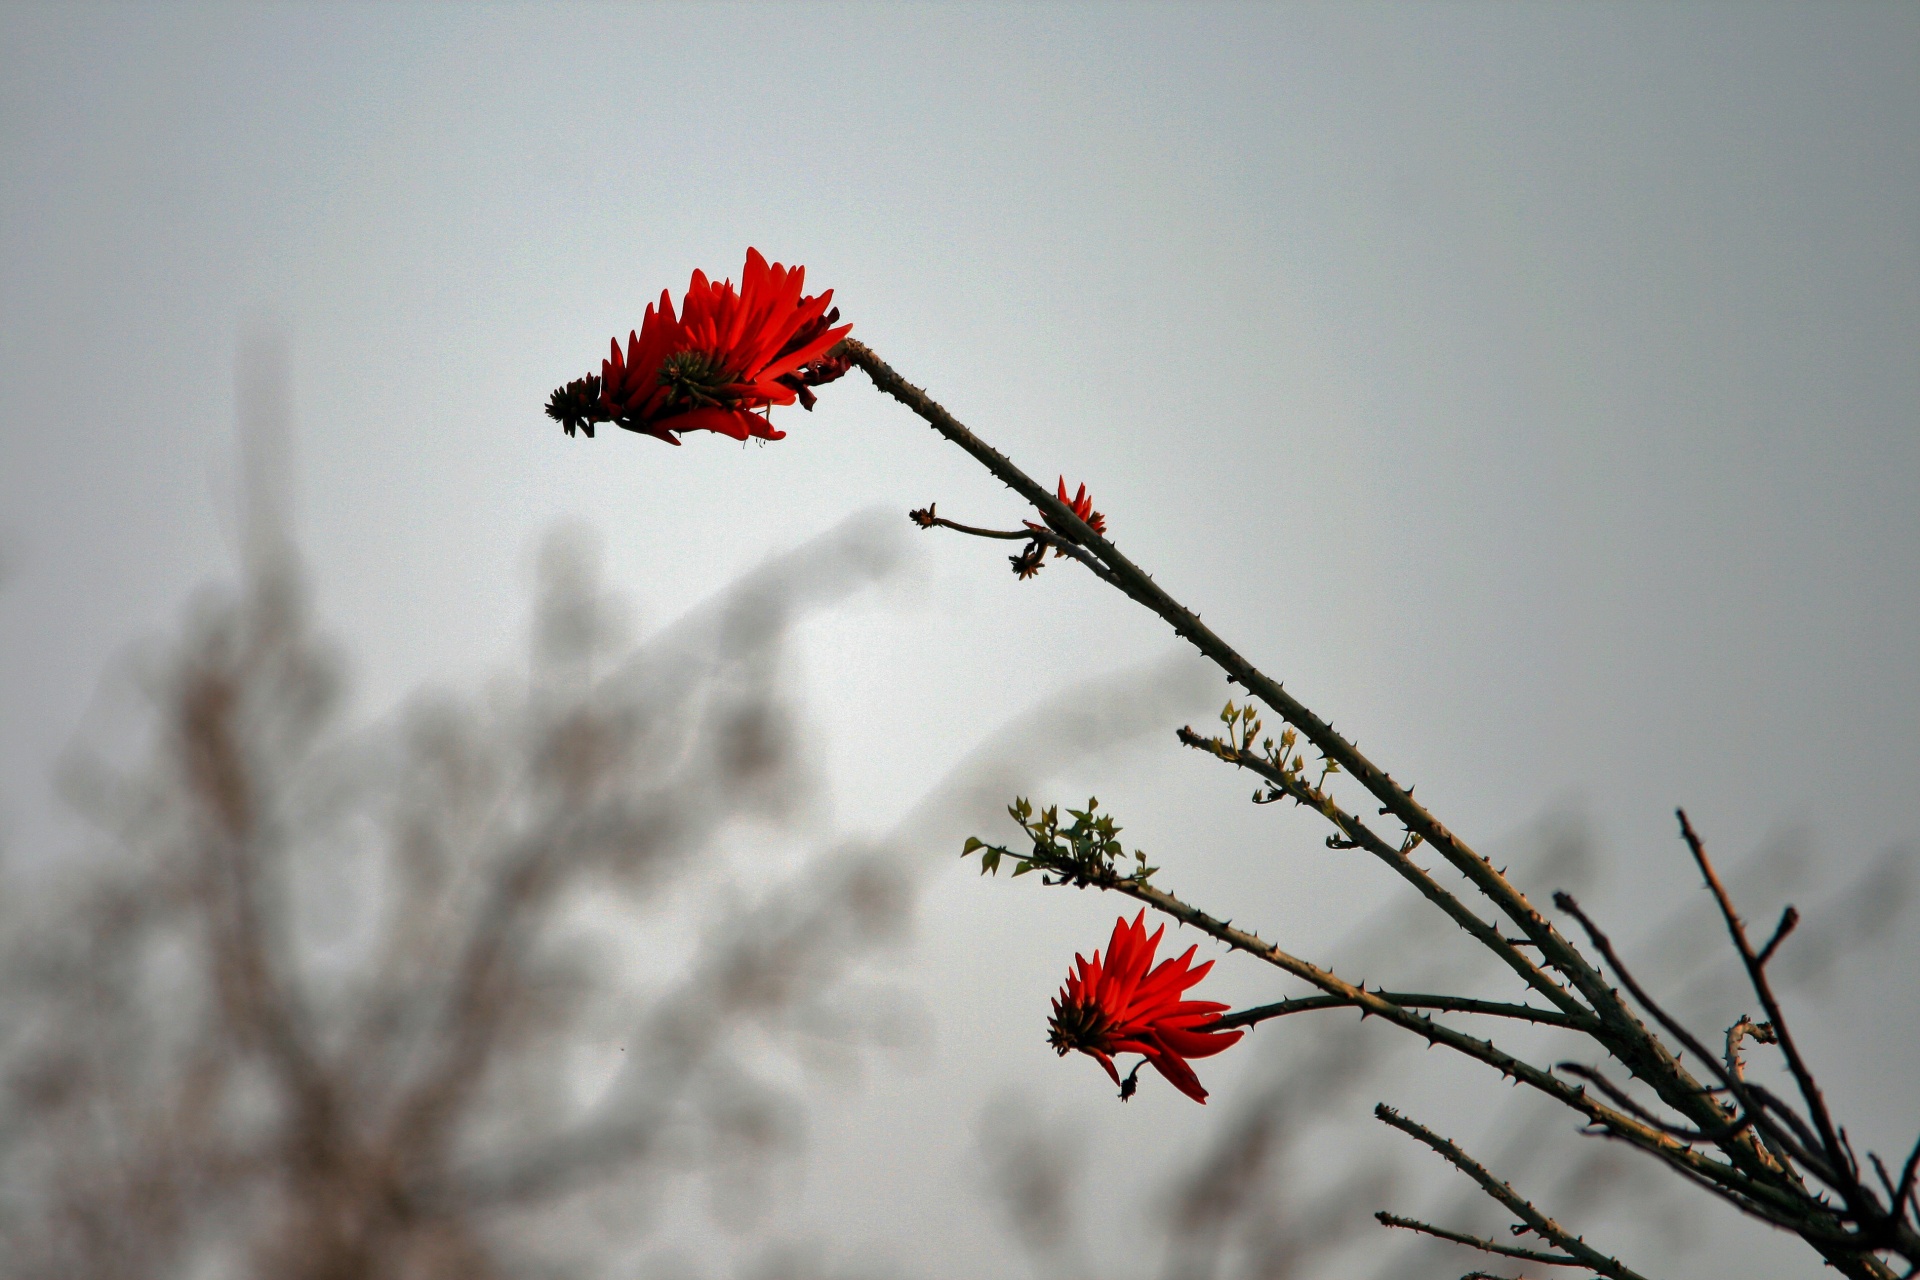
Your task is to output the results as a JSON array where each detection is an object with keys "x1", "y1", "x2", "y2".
[
  {"x1": 1214, "y1": 699, "x2": 1342, "y2": 800},
  {"x1": 963, "y1": 796, "x2": 1158, "y2": 889}
]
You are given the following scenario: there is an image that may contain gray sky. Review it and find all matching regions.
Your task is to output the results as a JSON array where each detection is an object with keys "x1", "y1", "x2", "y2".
[{"x1": 3, "y1": 4, "x2": 1917, "y2": 1277}]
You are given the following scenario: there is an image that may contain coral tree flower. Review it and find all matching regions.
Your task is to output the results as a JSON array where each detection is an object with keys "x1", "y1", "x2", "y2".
[
  {"x1": 1026, "y1": 477, "x2": 1107, "y2": 539},
  {"x1": 549, "y1": 248, "x2": 851, "y2": 444},
  {"x1": 1055, "y1": 477, "x2": 1107, "y2": 536},
  {"x1": 1047, "y1": 911, "x2": 1243, "y2": 1103},
  {"x1": 1015, "y1": 477, "x2": 1108, "y2": 577}
]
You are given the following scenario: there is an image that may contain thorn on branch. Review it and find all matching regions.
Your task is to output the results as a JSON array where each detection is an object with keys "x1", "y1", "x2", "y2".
[
  {"x1": 1374, "y1": 1104, "x2": 1652, "y2": 1280},
  {"x1": 1554, "y1": 1061, "x2": 1742, "y2": 1143},
  {"x1": 1373, "y1": 1210, "x2": 1580, "y2": 1267}
]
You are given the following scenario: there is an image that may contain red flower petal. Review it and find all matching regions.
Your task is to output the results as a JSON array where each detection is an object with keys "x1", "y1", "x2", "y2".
[
  {"x1": 570, "y1": 251, "x2": 848, "y2": 445},
  {"x1": 1046, "y1": 910, "x2": 1242, "y2": 1103}
]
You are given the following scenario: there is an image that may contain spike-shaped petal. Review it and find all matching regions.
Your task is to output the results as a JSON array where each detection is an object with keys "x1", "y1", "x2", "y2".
[
  {"x1": 550, "y1": 250, "x2": 851, "y2": 445},
  {"x1": 1047, "y1": 910, "x2": 1244, "y2": 1103},
  {"x1": 1026, "y1": 476, "x2": 1109, "y2": 542}
]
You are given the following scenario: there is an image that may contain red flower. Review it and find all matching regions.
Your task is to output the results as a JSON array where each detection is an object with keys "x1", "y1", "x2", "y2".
[
  {"x1": 1047, "y1": 911, "x2": 1243, "y2": 1103},
  {"x1": 1056, "y1": 478, "x2": 1107, "y2": 536},
  {"x1": 1026, "y1": 476, "x2": 1107, "y2": 539},
  {"x1": 584, "y1": 248, "x2": 852, "y2": 445}
]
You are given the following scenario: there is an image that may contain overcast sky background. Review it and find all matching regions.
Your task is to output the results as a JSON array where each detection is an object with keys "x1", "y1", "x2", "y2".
[{"x1": 3, "y1": 5, "x2": 1917, "y2": 1278}]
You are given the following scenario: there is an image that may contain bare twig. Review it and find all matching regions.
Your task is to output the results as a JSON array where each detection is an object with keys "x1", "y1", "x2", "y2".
[
  {"x1": 1756, "y1": 905, "x2": 1801, "y2": 968},
  {"x1": 1553, "y1": 890, "x2": 1838, "y2": 1185},
  {"x1": 1221, "y1": 992, "x2": 1585, "y2": 1032},
  {"x1": 1376, "y1": 1105, "x2": 1652, "y2": 1280},
  {"x1": 1552, "y1": 1062, "x2": 1748, "y2": 1143},
  {"x1": 907, "y1": 507, "x2": 1033, "y2": 541},
  {"x1": 1375, "y1": 1211, "x2": 1582, "y2": 1267},
  {"x1": 1676, "y1": 811, "x2": 1848, "y2": 1186}
]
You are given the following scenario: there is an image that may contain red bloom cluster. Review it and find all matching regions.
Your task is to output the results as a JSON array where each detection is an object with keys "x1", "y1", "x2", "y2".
[
  {"x1": 1048, "y1": 911, "x2": 1243, "y2": 1103},
  {"x1": 1027, "y1": 476, "x2": 1107, "y2": 538},
  {"x1": 546, "y1": 249, "x2": 852, "y2": 445},
  {"x1": 1012, "y1": 477, "x2": 1108, "y2": 578}
]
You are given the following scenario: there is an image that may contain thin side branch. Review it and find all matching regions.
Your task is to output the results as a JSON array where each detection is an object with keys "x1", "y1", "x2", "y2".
[
  {"x1": 1376, "y1": 1105, "x2": 1652, "y2": 1280},
  {"x1": 1178, "y1": 727, "x2": 1590, "y2": 1021},
  {"x1": 1677, "y1": 811, "x2": 1846, "y2": 1184},
  {"x1": 1756, "y1": 904, "x2": 1801, "y2": 968},
  {"x1": 908, "y1": 509, "x2": 1033, "y2": 541},
  {"x1": 1221, "y1": 992, "x2": 1585, "y2": 1032},
  {"x1": 1553, "y1": 891, "x2": 1835, "y2": 1186},
  {"x1": 1553, "y1": 1061, "x2": 1750, "y2": 1143},
  {"x1": 1375, "y1": 1211, "x2": 1582, "y2": 1267}
]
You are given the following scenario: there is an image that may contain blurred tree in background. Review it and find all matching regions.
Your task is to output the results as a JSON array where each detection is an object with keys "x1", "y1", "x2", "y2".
[{"x1": 0, "y1": 501, "x2": 930, "y2": 1278}]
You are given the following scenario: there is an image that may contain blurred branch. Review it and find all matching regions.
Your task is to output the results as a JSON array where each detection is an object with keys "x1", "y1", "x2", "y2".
[
  {"x1": 176, "y1": 614, "x2": 345, "y2": 1188},
  {"x1": 0, "y1": 484, "x2": 935, "y2": 1277}
]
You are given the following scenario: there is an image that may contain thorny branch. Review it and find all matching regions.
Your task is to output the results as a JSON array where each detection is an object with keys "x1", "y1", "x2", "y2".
[
  {"x1": 971, "y1": 820, "x2": 1802, "y2": 1221},
  {"x1": 844, "y1": 340, "x2": 1629, "y2": 1017},
  {"x1": 848, "y1": 336, "x2": 1920, "y2": 1278},
  {"x1": 1373, "y1": 1211, "x2": 1582, "y2": 1268},
  {"x1": 1376, "y1": 1105, "x2": 1652, "y2": 1280},
  {"x1": 1219, "y1": 992, "x2": 1586, "y2": 1034},
  {"x1": 1173, "y1": 724, "x2": 1591, "y2": 1022}
]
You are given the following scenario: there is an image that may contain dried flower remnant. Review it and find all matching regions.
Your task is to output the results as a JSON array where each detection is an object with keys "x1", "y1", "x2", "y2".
[
  {"x1": 1048, "y1": 911, "x2": 1243, "y2": 1103},
  {"x1": 1010, "y1": 540, "x2": 1048, "y2": 580},
  {"x1": 545, "y1": 375, "x2": 603, "y2": 438},
  {"x1": 547, "y1": 248, "x2": 851, "y2": 445}
]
